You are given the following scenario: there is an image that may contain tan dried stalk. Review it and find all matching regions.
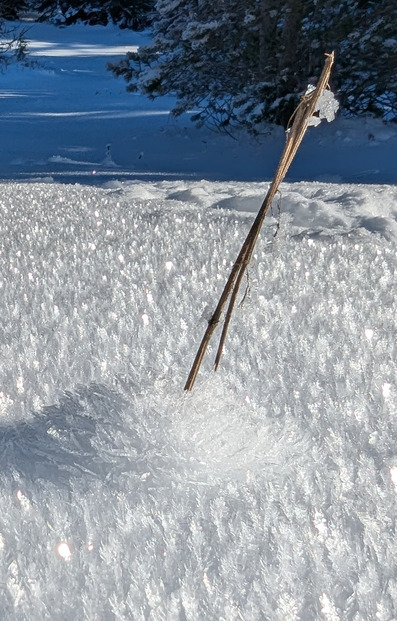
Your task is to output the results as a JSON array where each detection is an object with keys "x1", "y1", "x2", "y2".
[{"x1": 185, "y1": 52, "x2": 335, "y2": 391}]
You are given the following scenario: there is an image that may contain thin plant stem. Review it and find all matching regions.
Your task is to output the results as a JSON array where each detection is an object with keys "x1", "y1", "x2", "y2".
[{"x1": 184, "y1": 52, "x2": 335, "y2": 391}]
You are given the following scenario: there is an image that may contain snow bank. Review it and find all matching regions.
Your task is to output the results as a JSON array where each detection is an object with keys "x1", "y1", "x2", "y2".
[{"x1": 1, "y1": 180, "x2": 397, "y2": 619}]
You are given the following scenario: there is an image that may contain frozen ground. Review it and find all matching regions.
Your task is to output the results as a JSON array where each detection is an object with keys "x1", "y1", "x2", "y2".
[{"x1": 1, "y1": 20, "x2": 397, "y2": 621}]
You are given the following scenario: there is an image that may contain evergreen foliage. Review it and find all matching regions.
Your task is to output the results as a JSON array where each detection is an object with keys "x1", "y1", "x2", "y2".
[
  {"x1": 301, "y1": 0, "x2": 397, "y2": 121},
  {"x1": 0, "y1": 19, "x2": 28, "y2": 68},
  {"x1": 0, "y1": 0, "x2": 27, "y2": 20},
  {"x1": 108, "y1": 0, "x2": 397, "y2": 130},
  {"x1": 33, "y1": 0, "x2": 154, "y2": 30}
]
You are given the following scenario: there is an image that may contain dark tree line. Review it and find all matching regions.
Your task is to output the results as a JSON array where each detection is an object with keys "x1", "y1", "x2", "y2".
[
  {"x1": 0, "y1": 0, "x2": 154, "y2": 69},
  {"x1": 33, "y1": 0, "x2": 154, "y2": 29},
  {"x1": 0, "y1": 0, "x2": 154, "y2": 29},
  {"x1": 108, "y1": 0, "x2": 397, "y2": 130},
  {"x1": 0, "y1": 1, "x2": 28, "y2": 66},
  {"x1": 2, "y1": 0, "x2": 396, "y2": 129}
]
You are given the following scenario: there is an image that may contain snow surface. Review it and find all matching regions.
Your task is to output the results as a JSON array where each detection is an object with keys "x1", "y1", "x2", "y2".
[{"x1": 1, "y1": 19, "x2": 397, "y2": 621}]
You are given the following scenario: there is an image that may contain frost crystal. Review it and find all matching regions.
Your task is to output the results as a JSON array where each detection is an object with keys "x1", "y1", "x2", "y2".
[
  {"x1": 57, "y1": 542, "x2": 72, "y2": 560},
  {"x1": 390, "y1": 466, "x2": 397, "y2": 489},
  {"x1": 307, "y1": 88, "x2": 339, "y2": 126},
  {"x1": 382, "y1": 383, "x2": 392, "y2": 399},
  {"x1": 365, "y1": 328, "x2": 374, "y2": 340}
]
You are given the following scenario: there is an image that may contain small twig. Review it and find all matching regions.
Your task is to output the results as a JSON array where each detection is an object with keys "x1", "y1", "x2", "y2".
[
  {"x1": 273, "y1": 191, "x2": 282, "y2": 238},
  {"x1": 214, "y1": 257, "x2": 249, "y2": 370},
  {"x1": 239, "y1": 271, "x2": 250, "y2": 308}
]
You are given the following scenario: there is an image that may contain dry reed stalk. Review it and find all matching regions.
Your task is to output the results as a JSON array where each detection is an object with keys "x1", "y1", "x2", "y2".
[{"x1": 185, "y1": 52, "x2": 335, "y2": 391}]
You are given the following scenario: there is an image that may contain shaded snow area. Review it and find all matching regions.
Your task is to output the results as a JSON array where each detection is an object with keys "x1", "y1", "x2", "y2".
[
  {"x1": 1, "y1": 21, "x2": 397, "y2": 185},
  {"x1": 1, "y1": 179, "x2": 397, "y2": 620}
]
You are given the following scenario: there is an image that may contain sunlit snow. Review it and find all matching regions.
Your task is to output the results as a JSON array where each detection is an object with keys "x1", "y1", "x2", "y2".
[
  {"x1": 1, "y1": 178, "x2": 397, "y2": 619},
  {"x1": 0, "y1": 17, "x2": 397, "y2": 621},
  {"x1": 29, "y1": 41, "x2": 137, "y2": 57},
  {"x1": 57, "y1": 542, "x2": 72, "y2": 561}
]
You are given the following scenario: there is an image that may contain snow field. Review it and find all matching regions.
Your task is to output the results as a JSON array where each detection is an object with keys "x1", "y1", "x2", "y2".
[
  {"x1": 1, "y1": 180, "x2": 397, "y2": 618},
  {"x1": 1, "y1": 15, "x2": 397, "y2": 621}
]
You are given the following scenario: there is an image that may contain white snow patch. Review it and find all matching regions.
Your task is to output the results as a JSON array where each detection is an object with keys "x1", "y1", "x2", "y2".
[
  {"x1": 365, "y1": 328, "x2": 374, "y2": 340},
  {"x1": 382, "y1": 383, "x2": 392, "y2": 399},
  {"x1": 57, "y1": 542, "x2": 72, "y2": 560}
]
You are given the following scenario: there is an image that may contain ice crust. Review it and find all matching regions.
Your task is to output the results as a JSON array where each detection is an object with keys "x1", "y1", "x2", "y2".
[{"x1": 1, "y1": 180, "x2": 397, "y2": 619}]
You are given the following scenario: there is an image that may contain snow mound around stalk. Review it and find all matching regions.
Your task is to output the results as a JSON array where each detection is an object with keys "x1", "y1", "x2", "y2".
[{"x1": 172, "y1": 376, "x2": 311, "y2": 480}]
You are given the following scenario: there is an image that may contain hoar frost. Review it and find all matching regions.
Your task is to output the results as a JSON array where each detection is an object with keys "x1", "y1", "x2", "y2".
[{"x1": 306, "y1": 86, "x2": 339, "y2": 126}]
